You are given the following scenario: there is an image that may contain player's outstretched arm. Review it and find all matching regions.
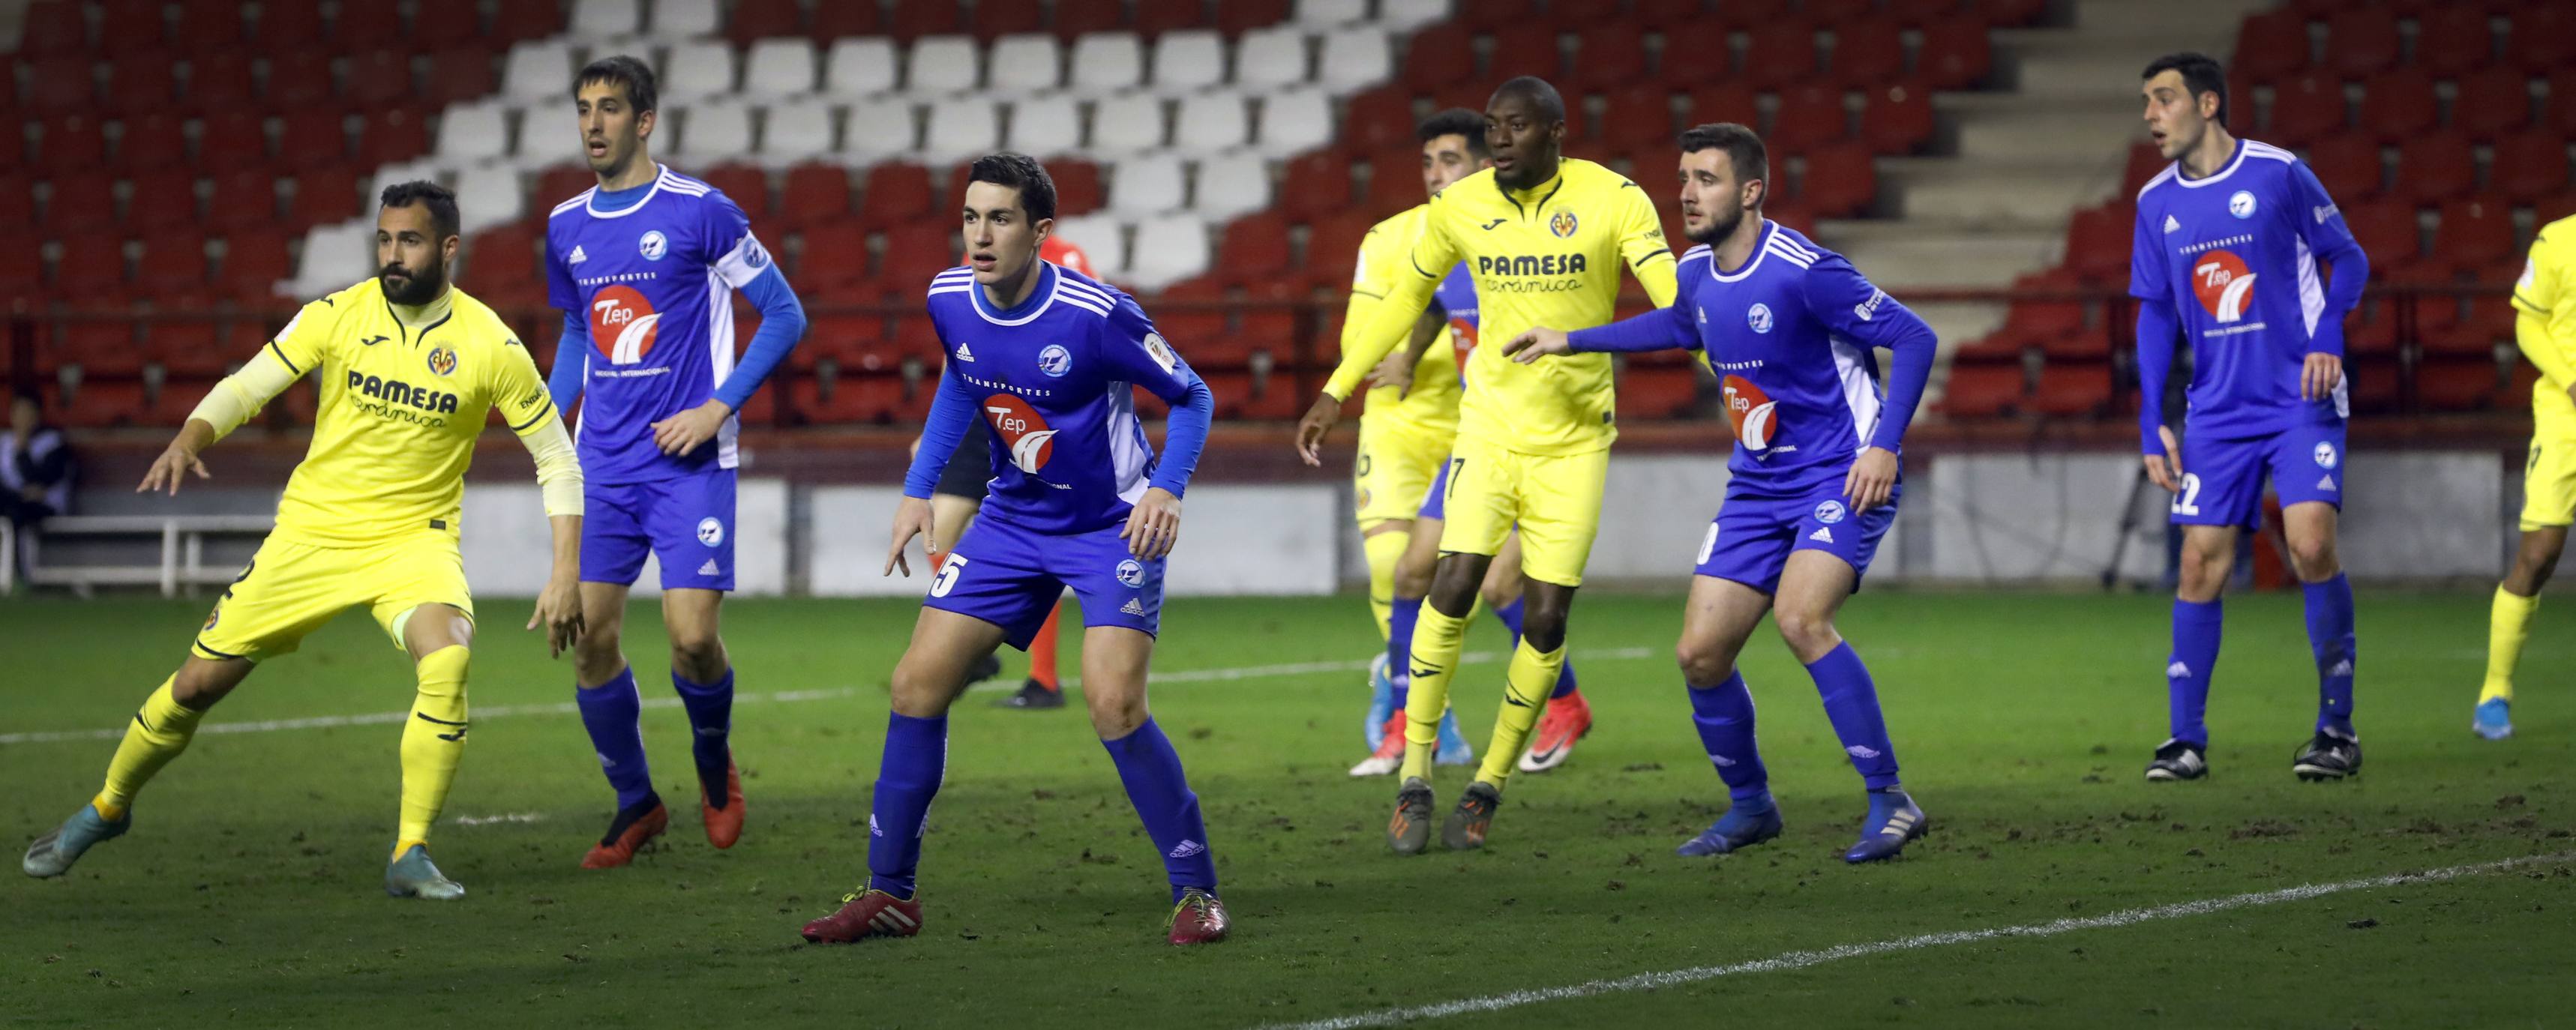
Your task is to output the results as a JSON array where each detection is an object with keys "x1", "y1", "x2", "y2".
[
  {"x1": 137, "y1": 419, "x2": 215, "y2": 496},
  {"x1": 2134, "y1": 298, "x2": 2185, "y2": 493},
  {"x1": 144, "y1": 340, "x2": 304, "y2": 495},
  {"x1": 529, "y1": 513, "x2": 585, "y2": 657}
]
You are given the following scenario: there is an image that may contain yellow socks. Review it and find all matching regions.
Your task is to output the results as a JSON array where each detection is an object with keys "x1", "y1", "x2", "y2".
[
  {"x1": 2482, "y1": 586, "x2": 2539, "y2": 704},
  {"x1": 93, "y1": 677, "x2": 208, "y2": 821},
  {"x1": 1363, "y1": 527, "x2": 1409, "y2": 639},
  {"x1": 1400, "y1": 603, "x2": 1470, "y2": 781},
  {"x1": 1476, "y1": 639, "x2": 1566, "y2": 788},
  {"x1": 396, "y1": 645, "x2": 471, "y2": 856}
]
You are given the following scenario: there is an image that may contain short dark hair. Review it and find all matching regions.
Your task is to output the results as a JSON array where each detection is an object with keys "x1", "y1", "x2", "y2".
[
  {"x1": 966, "y1": 151, "x2": 1057, "y2": 222},
  {"x1": 2142, "y1": 51, "x2": 2227, "y2": 126},
  {"x1": 11, "y1": 388, "x2": 40, "y2": 410},
  {"x1": 1489, "y1": 76, "x2": 1566, "y2": 124},
  {"x1": 576, "y1": 54, "x2": 658, "y2": 113},
  {"x1": 1679, "y1": 122, "x2": 1768, "y2": 187},
  {"x1": 1418, "y1": 107, "x2": 1489, "y2": 158},
  {"x1": 379, "y1": 180, "x2": 461, "y2": 241}
]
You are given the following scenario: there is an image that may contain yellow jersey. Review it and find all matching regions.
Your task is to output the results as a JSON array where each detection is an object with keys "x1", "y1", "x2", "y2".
[
  {"x1": 1346, "y1": 203, "x2": 1463, "y2": 436},
  {"x1": 2513, "y1": 214, "x2": 2576, "y2": 425},
  {"x1": 1325, "y1": 157, "x2": 1678, "y2": 456},
  {"x1": 258, "y1": 278, "x2": 561, "y2": 546}
]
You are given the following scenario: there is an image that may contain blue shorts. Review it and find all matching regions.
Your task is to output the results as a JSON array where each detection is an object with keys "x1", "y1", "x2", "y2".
[
  {"x1": 1696, "y1": 478, "x2": 1900, "y2": 594},
  {"x1": 923, "y1": 514, "x2": 1162, "y2": 650},
  {"x1": 1417, "y1": 454, "x2": 1454, "y2": 522},
  {"x1": 581, "y1": 468, "x2": 737, "y2": 591},
  {"x1": 2171, "y1": 424, "x2": 2346, "y2": 528}
]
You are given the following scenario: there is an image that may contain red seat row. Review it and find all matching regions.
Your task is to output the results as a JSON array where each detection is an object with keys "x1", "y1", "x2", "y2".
[
  {"x1": 0, "y1": 167, "x2": 364, "y2": 235},
  {"x1": 1, "y1": 109, "x2": 431, "y2": 178},
  {"x1": 2254, "y1": 67, "x2": 2576, "y2": 150},
  {"x1": 2234, "y1": 3, "x2": 2576, "y2": 85},
  {"x1": 723, "y1": 0, "x2": 1288, "y2": 45},
  {"x1": 12, "y1": 0, "x2": 557, "y2": 58},
  {"x1": 1399, "y1": 17, "x2": 1993, "y2": 96}
]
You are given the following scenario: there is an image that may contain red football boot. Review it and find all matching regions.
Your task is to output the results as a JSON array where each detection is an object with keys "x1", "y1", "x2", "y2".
[
  {"x1": 580, "y1": 798, "x2": 669, "y2": 869},
  {"x1": 700, "y1": 753, "x2": 745, "y2": 849},
  {"x1": 802, "y1": 889, "x2": 924, "y2": 943},
  {"x1": 1166, "y1": 888, "x2": 1229, "y2": 945},
  {"x1": 1516, "y1": 689, "x2": 1594, "y2": 773}
]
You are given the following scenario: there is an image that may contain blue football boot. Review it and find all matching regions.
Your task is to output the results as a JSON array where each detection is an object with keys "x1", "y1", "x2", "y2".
[
  {"x1": 22, "y1": 802, "x2": 128, "y2": 879},
  {"x1": 1676, "y1": 798, "x2": 1783, "y2": 857},
  {"x1": 1843, "y1": 789, "x2": 1928, "y2": 864},
  {"x1": 1435, "y1": 708, "x2": 1473, "y2": 765},
  {"x1": 1363, "y1": 654, "x2": 1396, "y2": 750},
  {"x1": 385, "y1": 843, "x2": 466, "y2": 900},
  {"x1": 2473, "y1": 697, "x2": 2513, "y2": 741}
]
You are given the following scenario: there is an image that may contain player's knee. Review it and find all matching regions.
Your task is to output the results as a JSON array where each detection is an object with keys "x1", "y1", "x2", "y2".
[
  {"x1": 1392, "y1": 553, "x2": 1436, "y2": 597},
  {"x1": 667, "y1": 630, "x2": 726, "y2": 678},
  {"x1": 1675, "y1": 639, "x2": 1735, "y2": 686},
  {"x1": 1773, "y1": 607, "x2": 1839, "y2": 659},
  {"x1": 1427, "y1": 562, "x2": 1483, "y2": 617},
  {"x1": 1518, "y1": 596, "x2": 1570, "y2": 652},
  {"x1": 2287, "y1": 534, "x2": 2339, "y2": 581},
  {"x1": 886, "y1": 660, "x2": 952, "y2": 718},
  {"x1": 1086, "y1": 690, "x2": 1148, "y2": 739},
  {"x1": 169, "y1": 663, "x2": 237, "y2": 708}
]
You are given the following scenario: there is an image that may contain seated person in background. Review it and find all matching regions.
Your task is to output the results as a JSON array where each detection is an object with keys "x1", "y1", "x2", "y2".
[{"x1": 1, "y1": 390, "x2": 76, "y2": 576}]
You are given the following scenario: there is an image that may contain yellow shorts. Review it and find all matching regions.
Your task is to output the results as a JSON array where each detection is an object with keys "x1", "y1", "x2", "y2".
[
  {"x1": 1354, "y1": 415, "x2": 1454, "y2": 526},
  {"x1": 1435, "y1": 436, "x2": 1609, "y2": 587},
  {"x1": 2522, "y1": 430, "x2": 2576, "y2": 531},
  {"x1": 193, "y1": 533, "x2": 474, "y2": 662}
]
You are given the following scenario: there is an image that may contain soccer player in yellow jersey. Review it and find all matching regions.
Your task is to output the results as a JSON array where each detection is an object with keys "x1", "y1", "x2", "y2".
[
  {"x1": 2476, "y1": 214, "x2": 2576, "y2": 739},
  {"x1": 19, "y1": 183, "x2": 586, "y2": 899},
  {"x1": 1297, "y1": 77, "x2": 1678, "y2": 853}
]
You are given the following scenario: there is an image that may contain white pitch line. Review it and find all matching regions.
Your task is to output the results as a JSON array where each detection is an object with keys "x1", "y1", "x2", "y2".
[
  {"x1": 450, "y1": 811, "x2": 547, "y2": 826},
  {"x1": 0, "y1": 646, "x2": 1662, "y2": 746},
  {"x1": 1258, "y1": 851, "x2": 2576, "y2": 1030}
]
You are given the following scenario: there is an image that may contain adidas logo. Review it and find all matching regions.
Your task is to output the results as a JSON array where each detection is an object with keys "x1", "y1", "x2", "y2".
[
  {"x1": 868, "y1": 815, "x2": 882, "y2": 837},
  {"x1": 1167, "y1": 840, "x2": 1206, "y2": 859},
  {"x1": 1121, "y1": 597, "x2": 1147, "y2": 615},
  {"x1": 2164, "y1": 214, "x2": 2180, "y2": 234},
  {"x1": 1846, "y1": 744, "x2": 1882, "y2": 759},
  {"x1": 2317, "y1": 475, "x2": 2337, "y2": 492},
  {"x1": 2329, "y1": 659, "x2": 2353, "y2": 678},
  {"x1": 2167, "y1": 661, "x2": 2191, "y2": 679},
  {"x1": 1708, "y1": 753, "x2": 1736, "y2": 768},
  {"x1": 596, "y1": 751, "x2": 616, "y2": 767},
  {"x1": 699, "y1": 558, "x2": 721, "y2": 576},
  {"x1": 1809, "y1": 526, "x2": 1834, "y2": 543},
  {"x1": 955, "y1": 340, "x2": 975, "y2": 362},
  {"x1": 568, "y1": 244, "x2": 588, "y2": 265}
]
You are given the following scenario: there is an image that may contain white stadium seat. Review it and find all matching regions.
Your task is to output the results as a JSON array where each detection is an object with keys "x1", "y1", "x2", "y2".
[
  {"x1": 1315, "y1": 27, "x2": 1390, "y2": 95},
  {"x1": 1106, "y1": 154, "x2": 1187, "y2": 215},
  {"x1": 1292, "y1": 0, "x2": 1369, "y2": 28},
  {"x1": 841, "y1": 96, "x2": 920, "y2": 165},
  {"x1": 1122, "y1": 213, "x2": 1211, "y2": 291},
  {"x1": 1147, "y1": 30, "x2": 1225, "y2": 95},
  {"x1": 1254, "y1": 88, "x2": 1332, "y2": 157},
  {"x1": 568, "y1": 0, "x2": 640, "y2": 40},
  {"x1": 1051, "y1": 214, "x2": 1127, "y2": 274},
  {"x1": 453, "y1": 163, "x2": 526, "y2": 235},
  {"x1": 514, "y1": 101, "x2": 582, "y2": 169},
  {"x1": 660, "y1": 40, "x2": 738, "y2": 103},
  {"x1": 502, "y1": 39, "x2": 577, "y2": 103},
  {"x1": 433, "y1": 100, "x2": 511, "y2": 164},
  {"x1": 1067, "y1": 31, "x2": 1144, "y2": 95},
  {"x1": 674, "y1": 101, "x2": 754, "y2": 166},
  {"x1": 367, "y1": 160, "x2": 445, "y2": 217},
  {"x1": 1168, "y1": 93, "x2": 1249, "y2": 156},
  {"x1": 1087, "y1": 92, "x2": 1168, "y2": 156},
  {"x1": 1190, "y1": 153, "x2": 1273, "y2": 221},
  {"x1": 906, "y1": 34, "x2": 981, "y2": 96},
  {"x1": 653, "y1": 0, "x2": 721, "y2": 37},
  {"x1": 741, "y1": 38, "x2": 819, "y2": 99},
  {"x1": 1233, "y1": 26, "x2": 1309, "y2": 91},
  {"x1": 761, "y1": 97, "x2": 839, "y2": 163},
  {"x1": 289, "y1": 217, "x2": 378, "y2": 298},
  {"x1": 825, "y1": 37, "x2": 900, "y2": 97},
  {"x1": 1378, "y1": 0, "x2": 1453, "y2": 33},
  {"x1": 1006, "y1": 94, "x2": 1084, "y2": 157},
  {"x1": 920, "y1": 97, "x2": 1001, "y2": 165},
  {"x1": 986, "y1": 33, "x2": 1064, "y2": 95}
]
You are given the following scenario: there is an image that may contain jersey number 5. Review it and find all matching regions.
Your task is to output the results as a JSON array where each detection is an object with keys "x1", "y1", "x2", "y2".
[{"x1": 931, "y1": 553, "x2": 969, "y2": 598}]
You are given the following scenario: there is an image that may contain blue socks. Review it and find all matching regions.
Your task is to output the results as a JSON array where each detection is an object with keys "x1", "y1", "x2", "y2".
[
  {"x1": 672, "y1": 667, "x2": 736, "y2": 777},
  {"x1": 576, "y1": 669, "x2": 655, "y2": 810},
  {"x1": 1386, "y1": 595, "x2": 1420, "y2": 710},
  {"x1": 2168, "y1": 597, "x2": 2224, "y2": 749},
  {"x1": 2303, "y1": 573, "x2": 2358, "y2": 738},
  {"x1": 1805, "y1": 642, "x2": 1900, "y2": 791},
  {"x1": 1492, "y1": 596, "x2": 1580, "y2": 699},
  {"x1": 1102, "y1": 717, "x2": 1218, "y2": 902},
  {"x1": 1686, "y1": 671, "x2": 1772, "y2": 807},
  {"x1": 867, "y1": 711, "x2": 948, "y2": 900}
]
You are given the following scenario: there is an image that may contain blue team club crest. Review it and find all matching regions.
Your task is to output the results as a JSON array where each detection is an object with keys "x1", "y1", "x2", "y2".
[
  {"x1": 638, "y1": 229, "x2": 669, "y2": 261},
  {"x1": 1036, "y1": 344, "x2": 1073, "y2": 377},
  {"x1": 1747, "y1": 303, "x2": 1774, "y2": 334},
  {"x1": 1116, "y1": 558, "x2": 1146, "y2": 588},
  {"x1": 1549, "y1": 210, "x2": 1578, "y2": 238},
  {"x1": 2228, "y1": 190, "x2": 2257, "y2": 219},
  {"x1": 425, "y1": 346, "x2": 457, "y2": 376}
]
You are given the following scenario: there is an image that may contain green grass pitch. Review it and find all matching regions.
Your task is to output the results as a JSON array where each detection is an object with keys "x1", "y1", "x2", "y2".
[{"x1": 3, "y1": 590, "x2": 2571, "y2": 1027}]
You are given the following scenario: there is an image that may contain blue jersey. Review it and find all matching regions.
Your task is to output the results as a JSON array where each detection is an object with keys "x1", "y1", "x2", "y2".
[
  {"x1": 911, "y1": 261, "x2": 1209, "y2": 534},
  {"x1": 545, "y1": 166, "x2": 776, "y2": 484},
  {"x1": 1434, "y1": 264, "x2": 1477, "y2": 387},
  {"x1": 1580, "y1": 223, "x2": 1932, "y2": 492},
  {"x1": 2131, "y1": 139, "x2": 2361, "y2": 439}
]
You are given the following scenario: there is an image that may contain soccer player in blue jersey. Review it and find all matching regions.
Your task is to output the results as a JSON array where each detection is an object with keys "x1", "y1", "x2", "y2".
[
  {"x1": 541, "y1": 56, "x2": 808, "y2": 867},
  {"x1": 1507, "y1": 123, "x2": 1938, "y2": 862},
  {"x1": 799, "y1": 153, "x2": 1228, "y2": 945},
  {"x1": 2130, "y1": 52, "x2": 2370, "y2": 782}
]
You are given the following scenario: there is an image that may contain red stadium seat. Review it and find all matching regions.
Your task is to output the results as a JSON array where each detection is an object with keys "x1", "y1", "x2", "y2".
[
  {"x1": 972, "y1": 0, "x2": 1046, "y2": 39},
  {"x1": 1915, "y1": 21, "x2": 1993, "y2": 91},
  {"x1": 808, "y1": 0, "x2": 883, "y2": 39},
  {"x1": 2548, "y1": 68, "x2": 2576, "y2": 138},
  {"x1": 44, "y1": 175, "x2": 116, "y2": 233},
  {"x1": 729, "y1": 0, "x2": 803, "y2": 42},
  {"x1": 26, "y1": 56, "x2": 97, "y2": 113},
  {"x1": 426, "y1": 47, "x2": 499, "y2": 109},
  {"x1": 2509, "y1": 4, "x2": 2576, "y2": 72},
  {"x1": 2232, "y1": 10, "x2": 2311, "y2": 84},
  {"x1": 1687, "y1": 82, "x2": 1761, "y2": 128},
  {"x1": 2358, "y1": 67, "x2": 2436, "y2": 142},
  {"x1": 1276, "y1": 151, "x2": 1353, "y2": 223},
  {"x1": 1243, "y1": 370, "x2": 1308, "y2": 421},
  {"x1": 277, "y1": 109, "x2": 350, "y2": 166},
  {"x1": 264, "y1": 51, "x2": 335, "y2": 110},
  {"x1": 1403, "y1": 22, "x2": 1475, "y2": 94},
  {"x1": 1768, "y1": 85, "x2": 1848, "y2": 155},
  {"x1": 700, "y1": 164, "x2": 771, "y2": 219},
  {"x1": 2323, "y1": 7, "x2": 2400, "y2": 79},
  {"x1": 1888, "y1": 0, "x2": 1963, "y2": 26},
  {"x1": 2449, "y1": 67, "x2": 2533, "y2": 141},
  {"x1": 1147, "y1": 277, "x2": 1229, "y2": 358},
  {"x1": 1658, "y1": 20, "x2": 1735, "y2": 88},
  {"x1": 466, "y1": 222, "x2": 541, "y2": 283},
  {"x1": 2061, "y1": 202, "x2": 2131, "y2": 283},
  {"x1": 2492, "y1": 130, "x2": 2572, "y2": 202},
  {"x1": 409, "y1": 2, "x2": 481, "y2": 52},
  {"x1": 1051, "y1": 159, "x2": 1105, "y2": 216},
  {"x1": 1710, "y1": 0, "x2": 1791, "y2": 29},
  {"x1": 1570, "y1": 24, "x2": 1649, "y2": 92},
  {"x1": 114, "y1": 112, "x2": 190, "y2": 173},
  {"x1": 253, "y1": 0, "x2": 324, "y2": 49},
  {"x1": 124, "y1": 169, "x2": 200, "y2": 229},
  {"x1": 489, "y1": 0, "x2": 563, "y2": 43},
  {"x1": 1831, "y1": 19, "x2": 1906, "y2": 89},
  {"x1": 1170, "y1": 0, "x2": 1245, "y2": 36},
  {"x1": 1631, "y1": 0, "x2": 1707, "y2": 28},
  {"x1": 1599, "y1": 84, "x2": 1677, "y2": 154},
  {"x1": 2304, "y1": 134, "x2": 2383, "y2": 204},
  {"x1": 134, "y1": 237, "x2": 211, "y2": 295},
  {"x1": 0, "y1": 175, "x2": 31, "y2": 230},
  {"x1": 53, "y1": 234, "x2": 130, "y2": 300},
  {"x1": 1236, "y1": 279, "x2": 1301, "y2": 364},
  {"x1": 351, "y1": 110, "x2": 427, "y2": 171},
  {"x1": 2413, "y1": 7, "x2": 2494, "y2": 79},
  {"x1": 1799, "y1": 141, "x2": 1877, "y2": 217},
  {"x1": 1299, "y1": 211, "x2": 1373, "y2": 281},
  {"x1": 859, "y1": 163, "x2": 937, "y2": 224},
  {"x1": 1939, "y1": 364, "x2": 2025, "y2": 418},
  {"x1": 2119, "y1": 142, "x2": 2166, "y2": 195},
  {"x1": 1618, "y1": 364, "x2": 1703, "y2": 420},
  {"x1": 2415, "y1": 356, "x2": 2502, "y2": 411},
  {"x1": 334, "y1": 2, "x2": 403, "y2": 50},
  {"x1": 781, "y1": 163, "x2": 855, "y2": 224},
  {"x1": 211, "y1": 168, "x2": 283, "y2": 232},
  {"x1": 2422, "y1": 293, "x2": 2515, "y2": 355},
  {"x1": 792, "y1": 376, "x2": 907, "y2": 424},
  {"x1": 37, "y1": 114, "x2": 106, "y2": 175},
  {"x1": 1546, "y1": 0, "x2": 1622, "y2": 28},
  {"x1": 2433, "y1": 198, "x2": 2516, "y2": 270},
  {"x1": 2263, "y1": 73, "x2": 2345, "y2": 148},
  {"x1": 1342, "y1": 85, "x2": 1417, "y2": 153},
  {"x1": 60, "y1": 382, "x2": 152, "y2": 429},
  {"x1": 1852, "y1": 81, "x2": 1932, "y2": 155},
  {"x1": 1366, "y1": 149, "x2": 1423, "y2": 214},
  {"x1": 1213, "y1": 211, "x2": 1292, "y2": 283},
  {"x1": 2395, "y1": 130, "x2": 2475, "y2": 204},
  {"x1": 17, "y1": 1, "x2": 88, "y2": 56},
  {"x1": 877, "y1": 223, "x2": 956, "y2": 281},
  {"x1": 2338, "y1": 199, "x2": 2419, "y2": 265},
  {"x1": 2029, "y1": 362, "x2": 2113, "y2": 417},
  {"x1": 532, "y1": 165, "x2": 594, "y2": 211},
  {"x1": 103, "y1": 0, "x2": 170, "y2": 54},
  {"x1": 184, "y1": 52, "x2": 257, "y2": 114},
  {"x1": 1741, "y1": 21, "x2": 1820, "y2": 91},
  {"x1": 793, "y1": 226, "x2": 872, "y2": 288},
  {"x1": 193, "y1": 110, "x2": 269, "y2": 175},
  {"x1": 107, "y1": 52, "x2": 180, "y2": 116},
  {"x1": 885, "y1": 1, "x2": 961, "y2": 42},
  {"x1": 215, "y1": 229, "x2": 291, "y2": 300},
  {"x1": 148, "y1": 319, "x2": 229, "y2": 379},
  {"x1": 1486, "y1": 25, "x2": 1562, "y2": 82},
  {"x1": 1051, "y1": 0, "x2": 1124, "y2": 39}
]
